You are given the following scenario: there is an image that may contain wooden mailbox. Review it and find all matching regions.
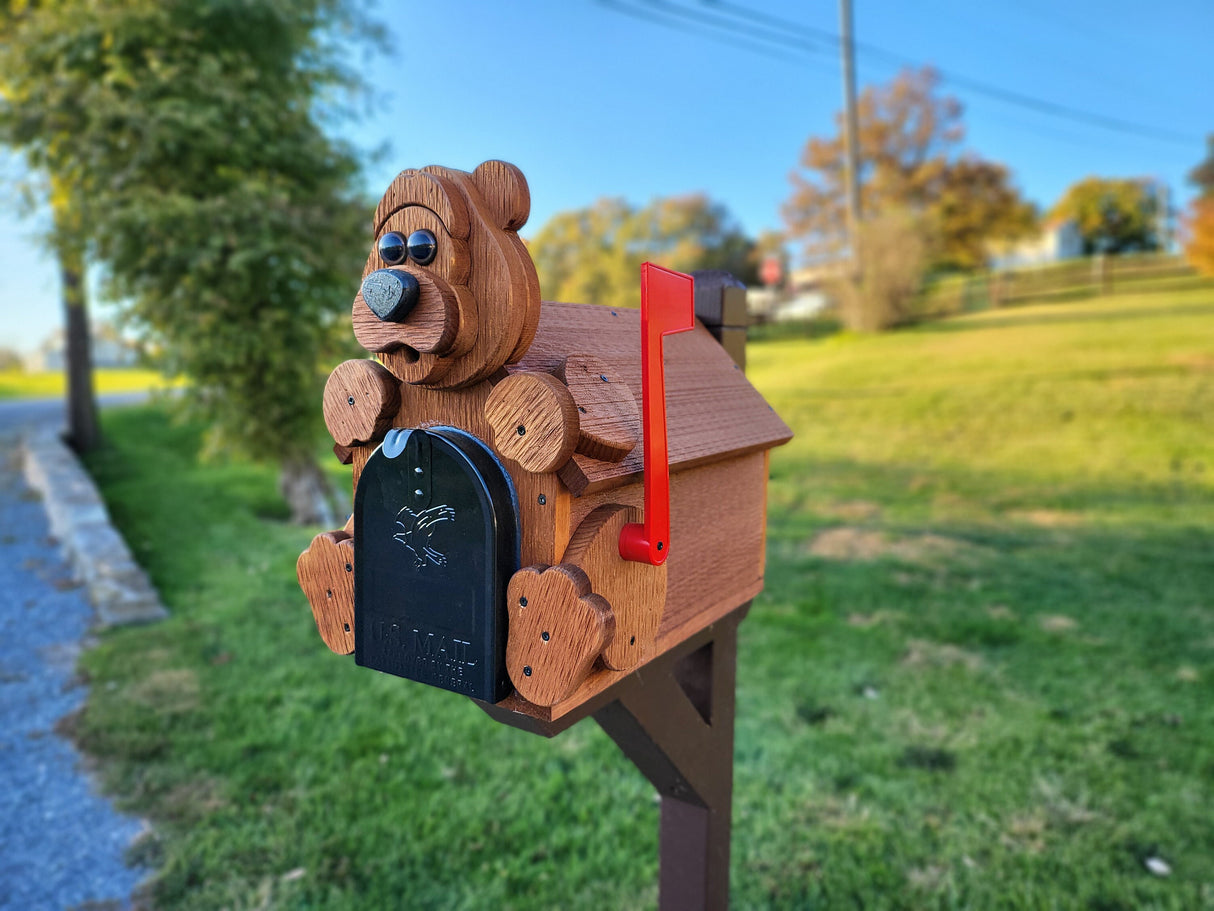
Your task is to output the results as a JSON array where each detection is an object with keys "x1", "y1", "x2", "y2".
[{"x1": 298, "y1": 162, "x2": 791, "y2": 908}]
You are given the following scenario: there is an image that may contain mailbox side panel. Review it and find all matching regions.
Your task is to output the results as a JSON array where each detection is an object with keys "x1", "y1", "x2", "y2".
[
  {"x1": 511, "y1": 451, "x2": 769, "y2": 720},
  {"x1": 567, "y1": 451, "x2": 769, "y2": 640}
]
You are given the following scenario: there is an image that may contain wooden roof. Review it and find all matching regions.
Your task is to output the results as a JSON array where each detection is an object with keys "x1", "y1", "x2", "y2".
[{"x1": 515, "y1": 301, "x2": 792, "y2": 496}]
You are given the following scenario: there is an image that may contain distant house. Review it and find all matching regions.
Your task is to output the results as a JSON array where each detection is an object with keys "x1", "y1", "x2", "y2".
[
  {"x1": 25, "y1": 324, "x2": 140, "y2": 371},
  {"x1": 989, "y1": 219, "x2": 1084, "y2": 270},
  {"x1": 742, "y1": 259, "x2": 840, "y2": 325},
  {"x1": 756, "y1": 261, "x2": 845, "y2": 322}
]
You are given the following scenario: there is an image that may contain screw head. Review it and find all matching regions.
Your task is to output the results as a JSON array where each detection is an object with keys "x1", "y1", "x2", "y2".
[
  {"x1": 519, "y1": 596, "x2": 528, "y2": 607},
  {"x1": 541, "y1": 631, "x2": 550, "y2": 641},
  {"x1": 347, "y1": 395, "x2": 355, "y2": 406},
  {"x1": 537, "y1": 494, "x2": 546, "y2": 505},
  {"x1": 523, "y1": 666, "x2": 532, "y2": 676},
  {"x1": 516, "y1": 424, "x2": 526, "y2": 436}
]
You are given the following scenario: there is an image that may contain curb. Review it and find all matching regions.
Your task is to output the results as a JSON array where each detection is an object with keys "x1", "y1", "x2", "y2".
[{"x1": 21, "y1": 426, "x2": 168, "y2": 629}]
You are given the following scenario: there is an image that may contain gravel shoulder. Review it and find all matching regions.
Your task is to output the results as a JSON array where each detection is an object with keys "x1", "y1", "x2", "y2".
[{"x1": 0, "y1": 400, "x2": 155, "y2": 910}]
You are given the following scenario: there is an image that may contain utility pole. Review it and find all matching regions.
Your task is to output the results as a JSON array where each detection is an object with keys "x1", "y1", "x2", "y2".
[
  {"x1": 1156, "y1": 179, "x2": 1171, "y2": 252},
  {"x1": 839, "y1": 0, "x2": 862, "y2": 270}
]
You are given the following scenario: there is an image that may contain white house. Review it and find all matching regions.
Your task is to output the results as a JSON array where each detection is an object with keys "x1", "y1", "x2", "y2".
[
  {"x1": 989, "y1": 219, "x2": 1084, "y2": 270},
  {"x1": 26, "y1": 325, "x2": 140, "y2": 371}
]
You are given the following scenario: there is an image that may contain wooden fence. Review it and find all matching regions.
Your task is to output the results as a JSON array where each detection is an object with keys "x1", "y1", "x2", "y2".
[{"x1": 917, "y1": 253, "x2": 1208, "y2": 318}]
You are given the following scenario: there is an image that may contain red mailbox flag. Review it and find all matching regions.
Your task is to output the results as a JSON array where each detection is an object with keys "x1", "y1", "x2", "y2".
[{"x1": 618, "y1": 263, "x2": 696, "y2": 566}]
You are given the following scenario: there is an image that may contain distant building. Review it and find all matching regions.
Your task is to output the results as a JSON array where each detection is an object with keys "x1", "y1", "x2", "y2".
[
  {"x1": 742, "y1": 260, "x2": 844, "y2": 323},
  {"x1": 25, "y1": 324, "x2": 140, "y2": 371},
  {"x1": 989, "y1": 219, "x2": 1084, "y2": 270}
]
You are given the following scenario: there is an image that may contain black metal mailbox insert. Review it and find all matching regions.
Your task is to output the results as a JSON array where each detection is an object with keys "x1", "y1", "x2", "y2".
[{"x1": 354, "y1": 426, "x2": 519, "y2": 702}]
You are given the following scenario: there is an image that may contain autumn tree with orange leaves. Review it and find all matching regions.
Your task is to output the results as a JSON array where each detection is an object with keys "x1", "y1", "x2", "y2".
[
  {"x1": 1184, "y1": 137, "x2": 1214, "y2": 276},
  {"x1": 783, "y1": 67, "x2": 1035, "y2": 275}
]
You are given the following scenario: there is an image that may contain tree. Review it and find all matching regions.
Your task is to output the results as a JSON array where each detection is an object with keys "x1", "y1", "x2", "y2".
[
  {"x1": 1049, "y1": 177, "x2": 1160, "y2": 254},
  {"x1": 1183, "y1": 136, "x2": 1214, "y2": 276},
  {"x1": 530, "y1": 194, "x2": 757, "y2": 310},
  {"x1": 0, "y1": 347, "x2": 22, "y2": 371},
  {"x1": 783, "y1": 67, "x2": 1034, "y2": 272},
  {"x1": 1187, "y1": 136, "x2": 1214, "y2": 196},
  {"x1": 0, "y1": 0, "x2": 375, "y2": 522},
  {"x1": 829, "y1": 208, "x2": 929, "y2": 331},
  {"x1": 0, "y1": 4, "x2": 102, "y2": 451},
  {"x1": 933, "y1": 158, "x2": 1038, "y2": 271}
]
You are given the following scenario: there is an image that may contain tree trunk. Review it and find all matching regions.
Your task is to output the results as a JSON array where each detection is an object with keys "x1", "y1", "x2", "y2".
[
  {"x1": 60, "y1": 247, "x2": 101, "y2": 453},
  {"x1": 280, "y1": 454, "x2": 341, "y2": 526}
]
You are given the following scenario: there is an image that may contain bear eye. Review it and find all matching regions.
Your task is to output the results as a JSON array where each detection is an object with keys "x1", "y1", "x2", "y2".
[
  {"x1": 377, "y1": 232, "x2": 407, "y2": 265},
  {"x1": 407, "y1": 229, "x2": 437, "y2": 266}
]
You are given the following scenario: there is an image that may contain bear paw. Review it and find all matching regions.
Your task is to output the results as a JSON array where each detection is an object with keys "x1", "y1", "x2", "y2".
[{"x1": 506, "y1": 564, "x2": 614, "y2": 706}]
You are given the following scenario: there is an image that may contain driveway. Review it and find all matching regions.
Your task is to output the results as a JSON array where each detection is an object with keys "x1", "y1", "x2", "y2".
[{"x1": 0, "y1": 394, "x2": 149, "y2": 910}]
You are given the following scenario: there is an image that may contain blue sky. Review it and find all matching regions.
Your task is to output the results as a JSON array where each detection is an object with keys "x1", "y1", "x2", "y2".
[{"x1": 2, "y1": 0, "x2": 1211, "y2": 353}]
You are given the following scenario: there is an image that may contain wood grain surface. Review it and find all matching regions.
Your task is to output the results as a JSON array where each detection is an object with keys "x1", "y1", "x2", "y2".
[
  {"x1": 484, "y1": 372, "x2": 579, "y2": 473},
  {"x1": 370, "y1": 205, "x2": 478, "y2": 361},
  {"x1": 351, "y1": 267, "x2": 460, "y2": 356},
  {"x1": 420, "y1": 166, "x2": 536, "y2": 389},
  {"x1": 557, "y1": 354, "x2": 640, "y2": 462},
  {"x1": 506, "y1": 564, "x2": 614, "y2": 706},
  {"x1": 373, "y1": 168, "x2": 470, "y2": 238},
  {"x1": 489, "y1": 451, "x2": 769, "y2": 720},
  {"x1": 518, "y1": 302, "x2": 790, "y2": 495},
  {"x1": 562, "y1": 504, "x2": 667, "y2": 671},
  {"x1": 471, "y1": 160, "x2": 530, "y2": 231},
  {"x1": 297, "y1": 531, "x2": 356, "y2": 655},
  {"x1": 322, "y1": 359, "x2": 401, "y2": 448}
]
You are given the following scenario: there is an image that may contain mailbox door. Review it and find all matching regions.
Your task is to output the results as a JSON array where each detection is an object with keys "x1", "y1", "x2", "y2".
[{"x1": 354, "y1": 426, "x2": 519, "y2": 702}]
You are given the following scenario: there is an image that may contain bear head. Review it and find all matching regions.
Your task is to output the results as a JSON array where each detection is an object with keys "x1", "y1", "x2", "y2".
[{"x1": 352, "y1": 161, "x2": 541, "y2": 389}]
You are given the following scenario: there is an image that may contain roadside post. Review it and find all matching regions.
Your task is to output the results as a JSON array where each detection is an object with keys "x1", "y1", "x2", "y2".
[{"x1": 297, "y1": 162, "x2": 792, "y2": 908}]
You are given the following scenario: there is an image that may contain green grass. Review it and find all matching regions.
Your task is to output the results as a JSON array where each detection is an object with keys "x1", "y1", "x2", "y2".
[
  {"x1": 78, "y1": 285, "x2": 1213, "y2": 909},
  {"x1": 0, "y1": 367, "x2": 172, "y2": 399}
]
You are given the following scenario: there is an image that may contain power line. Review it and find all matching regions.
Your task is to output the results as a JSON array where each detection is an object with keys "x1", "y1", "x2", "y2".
[
  {"x1": 610, "y1": 0, "x2": 1200, "y2": 146},
  {"x1": 700, "y1": 0, "x2": 1200, "y2": 144},
  {"x1": 592, "y1": 0, "x2": 818, "y2": 69}
]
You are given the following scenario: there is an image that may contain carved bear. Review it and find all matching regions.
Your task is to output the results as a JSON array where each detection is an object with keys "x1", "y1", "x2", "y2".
[
  {"x1": 298, "y1": 161, "x2": 660, "y2": 710},
  {"x1": 298, "y1": 162, "x2": 789, "y2": 719}
]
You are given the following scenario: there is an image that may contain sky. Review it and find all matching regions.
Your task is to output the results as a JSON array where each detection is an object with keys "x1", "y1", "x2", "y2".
[{"x1": 1, "y1": 0, "x2": 1211, "y2": 353}]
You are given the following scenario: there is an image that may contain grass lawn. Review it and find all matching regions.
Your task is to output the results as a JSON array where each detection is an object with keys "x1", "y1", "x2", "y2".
[
  {"x1": 0, "y1": 367, "x2": 171, "y2": 399},
  {"x1": 78, "y1": 286, "x2": 1213, "y2": 909}
]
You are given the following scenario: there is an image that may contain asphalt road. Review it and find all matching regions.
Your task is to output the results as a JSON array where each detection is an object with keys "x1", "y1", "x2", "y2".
[
  {"x1": 0, "y1": 392, "x2": 148, "y2": 436},
  {"x1": 0, "y1": 394, "x2": 149, "y2": 910}
]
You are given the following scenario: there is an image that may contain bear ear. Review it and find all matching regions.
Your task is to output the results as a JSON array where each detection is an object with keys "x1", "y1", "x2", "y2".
[{"x1": 472, "y1": 161, "x2": 531, "y2": 231}]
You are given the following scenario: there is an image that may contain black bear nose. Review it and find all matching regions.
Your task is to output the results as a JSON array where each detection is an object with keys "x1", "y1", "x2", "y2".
[{"x1": 361, "y1": 269, "x2": 419, "y2": 322}]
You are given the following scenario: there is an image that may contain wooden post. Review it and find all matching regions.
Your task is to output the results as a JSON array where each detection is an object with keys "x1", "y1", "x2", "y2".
[
  {"x1": 594, "y1": 609, "x2": 743, "y2": 910},
  {"x1": 480, "y1": 604, "x2": 749, "y2": 910}
]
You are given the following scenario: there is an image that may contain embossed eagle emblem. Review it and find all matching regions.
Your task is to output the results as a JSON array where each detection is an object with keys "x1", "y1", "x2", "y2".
[{"x1": 393, "y1": 504, "x2": 456, "y2": 569}]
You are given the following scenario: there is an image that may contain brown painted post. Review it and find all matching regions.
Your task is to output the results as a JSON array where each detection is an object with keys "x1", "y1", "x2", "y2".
[{"x1": 594, "y1": 608, "x2": 745, "y2": 910}]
